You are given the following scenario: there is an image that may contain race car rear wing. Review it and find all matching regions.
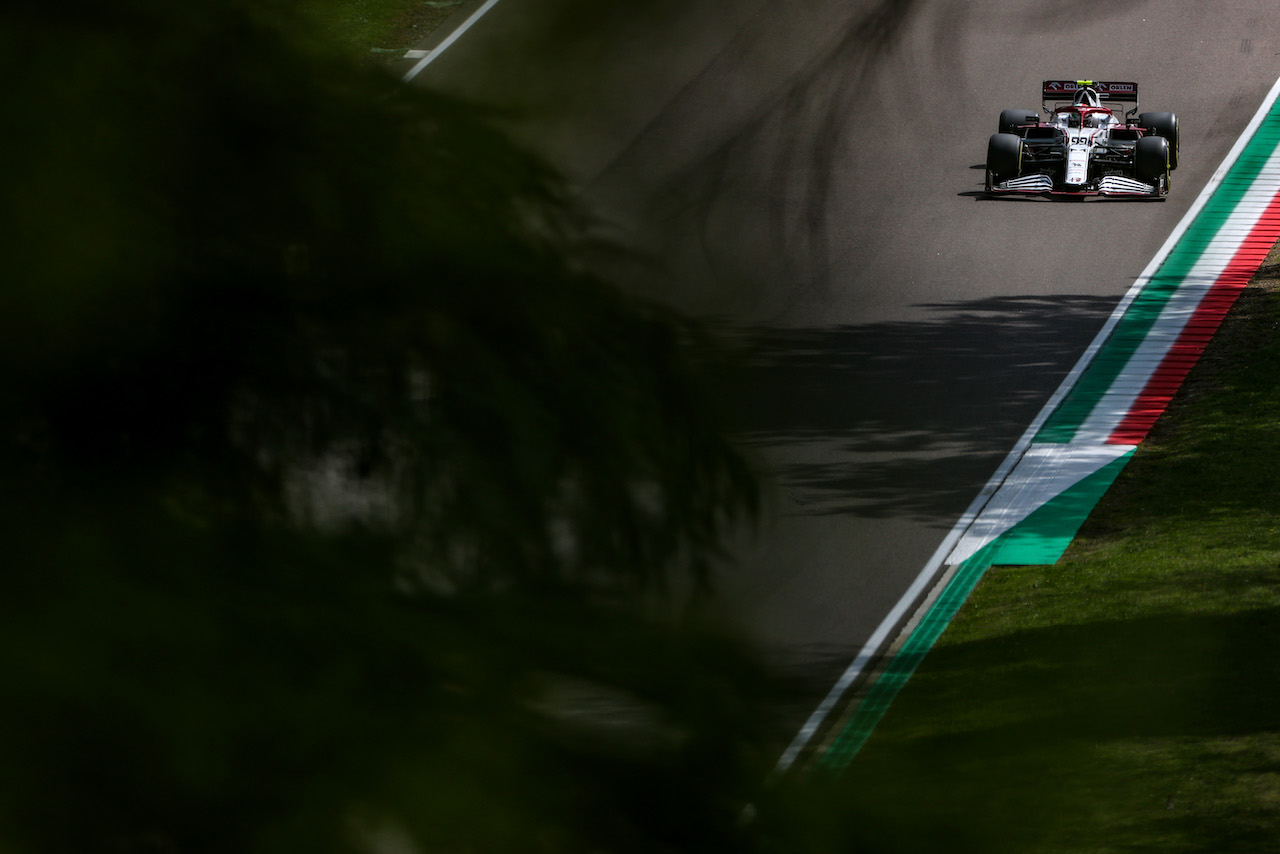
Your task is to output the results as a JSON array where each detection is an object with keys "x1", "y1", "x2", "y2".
[
  {"x1": 1042, "y1": 79, "x2": 1139, "y2": 106},
  {"x1": 1042, "y1": 80, "x2": 1139, "y2": 120}
]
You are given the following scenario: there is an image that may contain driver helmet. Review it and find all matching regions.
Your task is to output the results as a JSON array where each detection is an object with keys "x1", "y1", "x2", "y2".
[
  {"x1": 1073, "y1": 87, "x2": 1101, "y2": 108},
  {"x1": 1067, "y1": 112, "x2": 1082, "y2": 128}
]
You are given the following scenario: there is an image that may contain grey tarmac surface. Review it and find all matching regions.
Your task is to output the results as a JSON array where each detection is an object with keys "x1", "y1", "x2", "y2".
[{"x1": 402, "y1": 0, "x2": 1280, "y2": 730}]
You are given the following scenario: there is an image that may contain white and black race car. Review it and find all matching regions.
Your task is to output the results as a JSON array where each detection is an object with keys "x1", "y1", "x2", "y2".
[{"x1": 986, "y1": 80, "x2": 1179, "y2": 198}]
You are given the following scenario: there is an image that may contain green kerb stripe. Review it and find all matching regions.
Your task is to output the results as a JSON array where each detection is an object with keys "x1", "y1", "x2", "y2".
[
  {"x1": 1036, "y1": 102, "x2": 1280, "y2": 443},
  {"x1": 986, "y1": 449, "x2": 1134, "y2": 565},
  {"x1": 817, "y1": 451, "x2": 1134, "y2": 772},
  {"x1": 816, "y1": 538, "x2": 1001, "y2": 772}
]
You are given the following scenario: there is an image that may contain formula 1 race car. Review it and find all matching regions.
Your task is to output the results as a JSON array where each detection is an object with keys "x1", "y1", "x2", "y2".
[{"x1": 986, "y1": 80, "x2": 1179, "y2": 198}]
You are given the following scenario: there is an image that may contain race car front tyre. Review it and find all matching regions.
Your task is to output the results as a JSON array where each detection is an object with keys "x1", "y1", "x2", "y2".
[
  {"x1": 1138, "y1": 111, "x2": 1179, "y2": 169},
  {"x1": 987, "y1": 133, "x2": 1023, "y2": 186},
  {"x1": 1135, "y1": 135, "x2": 1171, "y2": 185},
  {"x1": 998, "y1": 109, "x2": 1039, "y2": 136}
]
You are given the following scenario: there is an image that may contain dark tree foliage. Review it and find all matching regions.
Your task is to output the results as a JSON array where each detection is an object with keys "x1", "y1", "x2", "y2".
[{"x1": 0, "y1": 2, "x2": 783, "y2": 851}]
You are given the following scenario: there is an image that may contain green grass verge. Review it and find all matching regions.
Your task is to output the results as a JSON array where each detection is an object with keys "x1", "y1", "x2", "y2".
[
  {"x1": 835, "y1": 243, "x2": 1280, "y2": 852},
  {"x1": 305, "y1": 0, "x2": 461, "y2": 56}
]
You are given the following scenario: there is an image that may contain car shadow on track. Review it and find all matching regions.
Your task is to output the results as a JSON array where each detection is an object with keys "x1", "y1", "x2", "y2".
[
  {"x1": 959, "y1": 190, "x2": 1055, "y2": 202},
  {"x1": 964, "y1": 191, "x2": 1167, "y2": 203}
]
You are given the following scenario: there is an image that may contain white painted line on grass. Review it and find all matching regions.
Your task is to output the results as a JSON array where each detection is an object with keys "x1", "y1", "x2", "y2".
[{"x1": 401, "y1": 0, "x2": 502, "y2": 83}]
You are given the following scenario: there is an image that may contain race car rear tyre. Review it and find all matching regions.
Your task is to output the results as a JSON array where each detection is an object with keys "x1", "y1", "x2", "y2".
[
  {"x1": 1135, "y1": 135, "x2": 1171, "y2": 184},
  {"x1": 1138, "y1": 111, "x2": 1179, "y2": 169},
  {"x1": 987, "y1": 133, "x2": 1023, "y2": 186},
  {"x1": 999, "y1": 109, "x2": 1039, "y2": 136}
]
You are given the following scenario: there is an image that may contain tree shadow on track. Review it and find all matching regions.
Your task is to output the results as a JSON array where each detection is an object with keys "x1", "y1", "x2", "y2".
[{"x1": 725, "y1": 293, "x2": 1118, "y2": 524}]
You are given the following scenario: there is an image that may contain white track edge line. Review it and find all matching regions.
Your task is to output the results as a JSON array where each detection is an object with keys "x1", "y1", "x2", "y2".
[{"x1": 774, "y1": 72, "x2": 1280, "y2": 777}]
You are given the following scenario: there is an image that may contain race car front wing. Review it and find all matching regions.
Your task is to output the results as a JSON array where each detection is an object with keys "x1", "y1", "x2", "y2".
[
  {"x1": 990, "y1": 173, "x2": 1160, "y2": 197},
  {"x1": 1097, "y1": 175, "x2": 1159, "y2": 195}
]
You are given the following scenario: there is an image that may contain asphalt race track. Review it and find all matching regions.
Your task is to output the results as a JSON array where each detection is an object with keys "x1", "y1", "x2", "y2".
[{"x1": 405, "y1": 0, "x2": 1280, "y2": 742}]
